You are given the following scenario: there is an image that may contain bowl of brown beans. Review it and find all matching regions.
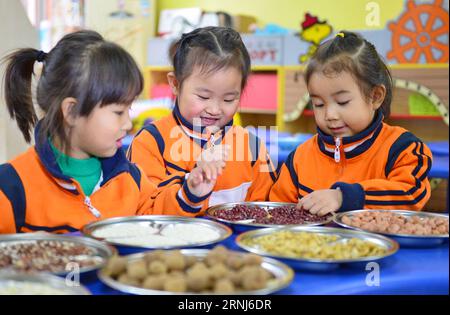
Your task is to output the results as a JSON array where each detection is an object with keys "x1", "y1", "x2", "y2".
[
  {"x1": 206, "y1": 202, "x2": 334, "y2": 232},
  {"x1": 333, "y1": 210, "x2": 449, "y2": 247}
]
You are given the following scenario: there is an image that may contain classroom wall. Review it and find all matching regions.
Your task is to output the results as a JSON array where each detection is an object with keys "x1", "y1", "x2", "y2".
[
  {"x1": 156, "y1": 0, "x2": 406, "y2": 31},
  {"x1": 0, "y1": 0, "x2": 39, "y2": 163},
  {"x1": 85, "y1": 0, "x2": 156, "y2": 69}
]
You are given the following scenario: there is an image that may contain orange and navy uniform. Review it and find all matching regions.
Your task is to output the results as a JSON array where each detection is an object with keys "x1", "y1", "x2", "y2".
[
  {"x1": 270, "y1": 110, "x2": 432, "y2": 211},
  {"x1": 0, "y1": 124, "x2": 210, "y2": 234},
  {"x1": 128, "y1": 105, "x2": 277, "y2": 213}
]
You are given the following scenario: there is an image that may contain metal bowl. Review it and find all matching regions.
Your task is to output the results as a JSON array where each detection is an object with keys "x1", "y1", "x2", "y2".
[
  {"x1": 98, "y1": 249, "x2": 294, "y2": 295},
  {"x1": 206, "y1": 202, "x2": 334, "y2": 233},
  {"x1": 333, "y1": 210, "x2": 449, "y2": 247},
  {"x1": 236, "y1": 226, "x2": 399, "y2": 272},
  {"x1": 0, "y1": 271, "x2": 91, "y2": 295},
  {"x1": 0, "y1": 233, "x2": 114, "y2": 276},
  {"x1": 82, "y1": 215, "x2": 232, "y2": 254}
]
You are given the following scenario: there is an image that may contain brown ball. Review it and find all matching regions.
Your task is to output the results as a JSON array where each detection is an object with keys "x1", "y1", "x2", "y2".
[
  {"x1": 163, "y1": 276, "x2": 187, "y2": 292},
  {"x1": 243, "y1": 254, "x2": 263, "y2": 266},
  {"x1": 186, "y1": 268, "x2": 211, "y2": 292},
  {"x1": 126, "y1": 260, "x2": 147, "y2": 280},
  {"x1": 241, "y1": 267, "x2": 268, "y2": 291},
  {"x1": 164, "y1": 251, "x2": 186, "y2": 271},
  {"x1": 225, "y1": 271, "x2": 241, "y2": 287},
  {"x1": 117, "y1": 274, "x2": 140, "y2": 287},
  {"x1": 209, "y1": 263, "x2": 230, "y2": 280},
  {"x1": 104, "y1": 255, "x2": 127, "y2": 277},
  {"x1": 144, "y1": 250, "x2": 166, "y2": 263},
  {"x1": 205, "y1": 246, "x2": 228, "y2": 266},
  {"x1": 226, "y1": 254, "x2": 244, "y2": 270},
  {"x1": 142, "y1": 275, "x2": 166, "y2": 290},
  {"x1": 185, "y1": 255, "x2": 198, "y2": 268},
  {"x1": 214, "y1": 278, "x2": 235, "y2": 293},
  {"x1": 148, "y1": 260, "x2": 168, "y2": 275}
]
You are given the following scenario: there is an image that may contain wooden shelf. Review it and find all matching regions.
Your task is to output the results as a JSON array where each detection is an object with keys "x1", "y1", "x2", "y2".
[{"x1": 238, "y1": 108, "x2": 277, "y2": 114}]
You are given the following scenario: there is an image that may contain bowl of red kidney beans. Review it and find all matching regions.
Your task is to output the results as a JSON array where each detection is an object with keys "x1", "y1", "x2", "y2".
[{"x1": 206, "y1": 202, "x2": 334, "y2": 232}]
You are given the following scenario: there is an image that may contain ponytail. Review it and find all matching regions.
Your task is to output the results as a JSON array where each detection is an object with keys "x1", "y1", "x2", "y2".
[{"x1": 3, "y1": 49, "x2": 40, "y2": 142}]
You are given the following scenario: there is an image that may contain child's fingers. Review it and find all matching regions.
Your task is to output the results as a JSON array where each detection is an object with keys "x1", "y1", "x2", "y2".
[
  {"x1": 300, "y1": 197, "x2": 314, "y2": 210},
  {"x1": 312, "y1": 204, "x2": 329, "y2": 216},
  {"x1": 209, "y1": 163, "x2": 218, "y2": 180},
  {"x1": 308, "y1": 202, "x2": 324, "y2": 215},
  {"x1": 222, "y1": 145, "x2": 231, "y2": 159},
  {"x1": 317, "y1": 207, "x2": 334, "y2": 217},
  {"x1": 189, "y1": 169, "x2": 202, "y2": 186},
  {"x1": 201, "y1": 165, "x2": 210, "y2": 181}
]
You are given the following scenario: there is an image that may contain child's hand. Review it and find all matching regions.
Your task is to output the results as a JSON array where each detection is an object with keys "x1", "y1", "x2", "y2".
[
  {"x1": 188, "y1": 145, "x2": 229, "y2": 198},
  {"x1": 297, "y1": 189, "x2": 343, "y2": 216},
  {"x1": 197, "y1": 144, "x2": 230, "y2": 165}
]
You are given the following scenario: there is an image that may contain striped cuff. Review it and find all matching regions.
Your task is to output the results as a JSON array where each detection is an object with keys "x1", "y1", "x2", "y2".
[
  {"x1": 175, "y1": 182, "x2": 212, "y2": 213},
  {"x1": 331, "y1": 182, "x2": 365, "y2": 211},
  {"x1": 182, "y1": 181, "x2": 211, "y2": 204}
]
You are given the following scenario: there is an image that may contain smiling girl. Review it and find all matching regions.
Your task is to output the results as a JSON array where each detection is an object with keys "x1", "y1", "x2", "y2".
[{"x1": 129, "y1": 27, "x2": 276, "y2": 210}]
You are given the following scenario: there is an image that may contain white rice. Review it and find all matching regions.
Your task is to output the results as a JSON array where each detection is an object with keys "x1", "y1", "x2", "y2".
[
  {"x1": 92, "y1": 223, "x2": 159, "y2": 238},
  {"x1": 161, "y1": 224, "x2": 220, "y2": 243},
  {"x1": 91, "y1": 222, "x2": 220, "y2": 247},
  {"x1": 0, "y1": 281, "x2": 73, "y2": 295}
]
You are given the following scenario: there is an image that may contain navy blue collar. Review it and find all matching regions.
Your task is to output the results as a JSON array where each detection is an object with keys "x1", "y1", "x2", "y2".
[
  {"x1": 34, "y1": 121, "x2": 132, "y2": 194},
  {"x1": 172, "y1": 102, "x2": 234, "y2": 147},
  {"x1": 317, "y1": 109, "x2": 384, "y2": 159},
  {"x1": 317, "y1": 109, "x2": 383, "y2": 145}
]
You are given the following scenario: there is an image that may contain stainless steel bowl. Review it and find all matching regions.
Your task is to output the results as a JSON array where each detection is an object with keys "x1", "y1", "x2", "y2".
[
  {"x1": 333, "y1": 210, "x2": 449, "y2": 247},
  {"x1": 206, "y1": 202, "x2": 334, "y2": 233},
  {"x1": 0, "y1": 233, "x2": 114, "y2": 276},
  {"x1": 0, "y1": 271, "x2": 91, "y2": 295},
  {"x1": 236, "y1": 226, "x2": 399, "y2": 271},
  {"x1": 98, "y1": 249, "x2": 294, "y2": 295},
  {"x1": 82, "y1": 215, "x2": 232, "y2": 252}
]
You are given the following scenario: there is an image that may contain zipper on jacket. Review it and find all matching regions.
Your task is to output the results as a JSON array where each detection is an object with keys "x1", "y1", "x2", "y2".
[
  {"x1": 334, "y1": 137, "x2": 341, "y2": 163},
  {"x1": 210, "y1": 134, "x2": 216, "y2": 149},
  {"x1": 84, "y1": 196, "x2": 101, "y2": 218}
]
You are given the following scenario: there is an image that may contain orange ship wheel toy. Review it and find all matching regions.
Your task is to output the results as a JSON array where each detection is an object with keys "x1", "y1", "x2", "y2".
[{"x1": 387, "y1": 0, "x2": 448, "y2": 64}]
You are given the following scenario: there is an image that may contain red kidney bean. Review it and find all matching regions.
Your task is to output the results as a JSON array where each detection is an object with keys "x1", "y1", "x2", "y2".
[{"x1": 213, "y1": 205, "x2": 330, "y2": 224}]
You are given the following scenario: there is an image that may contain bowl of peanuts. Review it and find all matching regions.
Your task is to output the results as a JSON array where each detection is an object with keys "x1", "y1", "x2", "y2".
[{"x1": 333, "y1": 210, "x2": 449, "y2": 247}]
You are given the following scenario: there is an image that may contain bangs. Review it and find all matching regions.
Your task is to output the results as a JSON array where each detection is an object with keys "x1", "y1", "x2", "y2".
[
  {"x1": 182, "y1": 47, "x2": 248, "y2": 88},
  {"x1": 77, "y1": 43, "x2": 143, "y2": 115}
]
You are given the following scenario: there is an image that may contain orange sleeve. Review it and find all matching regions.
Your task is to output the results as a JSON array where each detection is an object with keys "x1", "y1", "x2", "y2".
[
  {"x1": 359, "y1": 141, "x2": 432, "y2": 211},
  {"x1": 0, "y1": 189, "x2": 17, "y2": 234},
  {"x1": 135, "y1": 165, "x2": 210, "y2": 217},
  {"x1": 246, "y1": 141, "x2": 277, "y2": 201},
  {"x1": 269, "y1": 150, "x2": 299, "y2": 203},
  {"x1": 128, "y1": 127, "x2": 168, "y2": 184}
]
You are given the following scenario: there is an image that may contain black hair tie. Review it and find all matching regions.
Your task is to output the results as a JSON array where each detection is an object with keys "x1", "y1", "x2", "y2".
[{"x1": 36, "y1": 50, "x2": 47, "y2": 63}]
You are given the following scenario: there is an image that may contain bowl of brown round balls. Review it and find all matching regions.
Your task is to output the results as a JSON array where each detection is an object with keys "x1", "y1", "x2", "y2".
[{"x1": 98, "y1": 245, "x2": 294, "y2": 294}]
